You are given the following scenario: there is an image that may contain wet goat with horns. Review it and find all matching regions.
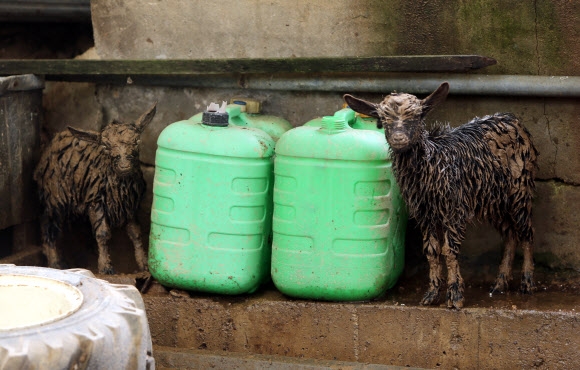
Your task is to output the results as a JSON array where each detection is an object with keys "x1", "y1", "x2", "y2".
[{"x1": 344, "y1": 82, "x2": 538, "y2": 309}]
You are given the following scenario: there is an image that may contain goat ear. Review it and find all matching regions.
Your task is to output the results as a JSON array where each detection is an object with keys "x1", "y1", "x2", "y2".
[
  {"x1": 68, "y1": 126, "x2": 101, "y2": 144},
  {"x1": 135, "y1": 102, "x2": 157, "y2": 132},
  {"x1": 421, "y1": 82, "x2": 449, "y2": 118},
  {"x1": 343, "y1": 94, "x2": 380, "y2": 119}
]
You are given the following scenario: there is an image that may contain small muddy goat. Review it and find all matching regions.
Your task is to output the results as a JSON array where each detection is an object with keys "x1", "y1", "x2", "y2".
[
  {"x1": 34, "y1": 103, "x2": 157, "y2": 274},
  {"x1": 344, "y1": 83, "x2": 538, "y2": 309}
]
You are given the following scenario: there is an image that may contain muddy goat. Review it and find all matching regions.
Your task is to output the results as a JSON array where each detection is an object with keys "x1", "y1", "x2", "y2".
[
  {"x1": 34, "y1": 104, "x2": 157, "y2": 274},
  {"x1": 344, "y1": 83, "x2": 538, "y2": 309}
]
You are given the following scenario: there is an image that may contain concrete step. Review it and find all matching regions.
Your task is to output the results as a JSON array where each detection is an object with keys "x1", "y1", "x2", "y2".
[
  {"x1": 142, "y1": 277, "x2": 580, "y2": 370},
  {"x1": 154, "y1": 346, "x2": 421, "y2": 370},
  {"x1": 4, "y1": 248, "x2": 579, "y2": 369}
]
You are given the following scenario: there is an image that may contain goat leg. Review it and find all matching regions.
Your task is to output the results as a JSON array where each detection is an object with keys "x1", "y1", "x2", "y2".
[
  {"x1": 43, "y1": 241, "x2": 62, "y2": 269},
  {"x1": 491, "y1": 235, "x2": 517, "y2": 295},
  {"x1": 443, "y1": 232, "x2": 465, "y2": 309},
  {"x1": 40, "y1": 213, "x2": 66, "y2": 269},
  {"x1": 520, "y1": 239, "x2": 534, "y2": 294},
  {"x1": 126, "y1": 219, "x2": 148, "y2": 271},
  {"x1": 421, "y1": 233, "x2": 443, "y2": 306},
  {"x1": 88, "y1": 204, "x2": 114, "y2": 274}
]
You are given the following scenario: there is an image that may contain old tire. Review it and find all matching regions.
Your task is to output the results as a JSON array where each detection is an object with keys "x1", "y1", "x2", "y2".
[{"x1": 0, "y1": 265, "x2": 154, "y2": 369}]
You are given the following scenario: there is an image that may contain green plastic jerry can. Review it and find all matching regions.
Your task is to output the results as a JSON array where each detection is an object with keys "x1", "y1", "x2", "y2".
[
  {"x1": 149, "y1": 103, "x2": 276, "y2": 294},
  {"x1": 189, "y1": 97, "x2": 292, "y2": 142},
  {"x1": 271, "y1": 109, "x2": 407, "y2": 301}
]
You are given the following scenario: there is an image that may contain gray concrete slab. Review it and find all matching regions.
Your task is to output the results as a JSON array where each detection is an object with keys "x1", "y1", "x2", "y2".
[
  {"x1": 154, "y1": 346, "x2": 421, "y2": 370},
  {"x1": 3, "y1": 252, "x2": 579, "y2": 369},
  {"x1": 142, "y1": 279, "x2": 580, "y2": 370}
]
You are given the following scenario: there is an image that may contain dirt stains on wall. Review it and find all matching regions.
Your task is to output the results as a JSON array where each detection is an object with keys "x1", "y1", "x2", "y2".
[{"x1": 370, "y1": 0, "x2": 577, "y2": 75}]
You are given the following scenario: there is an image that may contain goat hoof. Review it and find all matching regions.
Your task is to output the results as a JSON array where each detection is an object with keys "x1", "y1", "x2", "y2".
[
  {"x1": 99, "y1": 266, "x2": 116, "y2": 275},
  {"x1": 520, "y1": 273, "x2": 534, "y2": 294},
  {"x1": 446, "y1": 284, "x2": 464, "y2": 309},
  {"x1": 49, "y1": 261, "x2": 69, "y2": 270},
  {"x1": 420, "y1": 290, "x2": 440, "y2": 306},
  {"x1": 490, "y1": 273, "x2": 509, "y2": 296},
  {"x1": 490, "y1": 282, "x2": 506, "y2": 296}
]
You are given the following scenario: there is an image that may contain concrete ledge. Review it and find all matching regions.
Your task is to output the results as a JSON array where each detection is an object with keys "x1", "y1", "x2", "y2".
[
  {"x1": 143, "y1": 283, "x2": 580, "y2": 369},
  {"x1": 0, "y1": 246, "x2": 44, "y2": 266},
  {"x1": 154, "y1": 346, "x2": 417, "y2": 370},
  {"x1": 4, "y1": 249, "x2": 578, "y2": 368}
]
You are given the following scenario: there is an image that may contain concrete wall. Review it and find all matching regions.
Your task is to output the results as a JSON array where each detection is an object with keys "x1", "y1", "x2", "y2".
[
  {"x1": 91, "y1": 0, "x2": 579, "y2": 75},
  {"x1": 44, "y1": 0, "x2": 580, "y2": 275}
]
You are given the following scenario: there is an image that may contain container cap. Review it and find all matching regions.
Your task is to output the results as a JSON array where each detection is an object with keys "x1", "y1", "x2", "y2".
[{"x1": 202, "y1": 101, "x2": 229, "y2": 127}]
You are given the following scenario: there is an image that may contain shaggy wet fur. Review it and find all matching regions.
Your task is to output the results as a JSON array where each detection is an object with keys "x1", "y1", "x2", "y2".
[
  {"x1": 34, "y1": 104, "x2": 156, "y2": 274},
  {"x1": 344, "y1": 83, "x2": 538, "y2": 309}
]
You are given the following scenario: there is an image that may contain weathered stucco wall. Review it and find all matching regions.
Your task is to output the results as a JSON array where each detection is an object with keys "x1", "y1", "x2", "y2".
[
  {"x1": 91, "y1": 0, "x2": 579, "y2": 75},
  {"x1": 47, "y1": 0, "x2": 580, "y2": 273}
]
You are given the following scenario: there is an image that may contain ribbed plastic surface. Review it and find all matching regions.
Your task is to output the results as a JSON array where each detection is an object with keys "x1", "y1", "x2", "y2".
[
  {"x1": 149, "y1": 116, "x2": 276, "y2": 294},
  {"x1": 272, "y1": 109, "x2": 407, "y2": 301}
]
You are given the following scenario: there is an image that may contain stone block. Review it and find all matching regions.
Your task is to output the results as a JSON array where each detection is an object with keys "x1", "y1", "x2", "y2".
[
  {"x1": 176, "y1": 297, "x2": 233, "y2": 350},
  {"x1": 228, "y1": 301, "x2": 355, "y2": 361},
  {"x1": 543, "y1": 99, "x2": 580, "y2": 185},
  {"x1": 91, "y1": 0, "x2": 580, "y2": 76},
  {"x1": 143, "y1": 291, "x2": 580, "y2": 368},
  {"x1": 91, "y1": 0, "x2": 394, "y2": 59},
  {"x1": 534, "y1": 181, "x2": 580, "y2": 269},
  {"x1": 478, "y1": 309, "x2": 580, "y2": 369},
  {"x1": 43, "y1": 82, "x2": 100, "y2": 137},
  {"x1": 449, "y1": 180, "x2": 580, "y2": 277},
  {"x1": 144, "y1": 296, "x2": 179, "y2": 347},
  {"x1": 357, "y1": 306, "x2": 479, "y2": 369},
  {"x1": 174, "y1": 294, "x2": 356, "y2": 361}
]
